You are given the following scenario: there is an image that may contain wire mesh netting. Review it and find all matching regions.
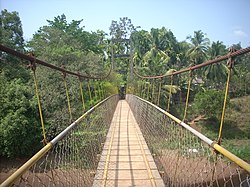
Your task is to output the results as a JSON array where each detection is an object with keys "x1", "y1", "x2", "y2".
[
  {"x1": 127, "y1": 94, "x2": 250, "y2": 187},
  {"x1": 5, "y1": 95, "x2": 119, "y2": 187}
]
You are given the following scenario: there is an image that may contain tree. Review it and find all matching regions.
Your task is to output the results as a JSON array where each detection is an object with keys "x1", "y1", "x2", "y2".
[
  {"x1": 187, "y1": 30, "x2": 210, "y2": 65},
  {"x1": 109, "y1": 17, "x2": 140, "y2": 83},
  {"x1": 204, "y1": 41, "x2": 228, "y2": 85},
  {"x1": 193, "y1": 90, "x2": 225, "y2": 118},
  {"x1": 28, "y1": 14, "x2": 107, "y2": 75},
  {"x1": 0, "y1": 9, "x2": 29, "y2": 81},
  {"x1": 132, "y1": 27, "x2": 180, "y2": 76},
  {"x1": 27, "y1": 15, "x2": 114, "y2": 140},
  {"x1": 0, "y1": 10, "x2": 41, "y2": 157},
  {"x1": 131, "y1": 30, "x2": 151, "y2": 67},
  {"x1": 176, "y1": 41, "x2": 191, "y2": 69},
  {"x1": 109, "y1": 17, "x2": 140, "y2": 40},
  {"x1": 142, "y1": 28, "x2": 170, "y2": 73},
  {"x1": 230, "y1": 44, "x2": 250, "y2": 97},
  {"x1": 0, "y1": 77, "x2": 41, "y2": 157},
  {"x1": 0, "y1": 9, "x2": 24, "y2": 49}
]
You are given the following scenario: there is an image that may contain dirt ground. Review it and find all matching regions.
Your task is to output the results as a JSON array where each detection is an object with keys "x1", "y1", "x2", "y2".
[
  {"x1": 0, "y1": 157, "x2": 95, "y2": 186},
  {"x1": 1, "y1": 153, "x2": 249, "y2": 187},
  {"x1": 155, "y1": 149, "x2": 249, "y2": 187}
]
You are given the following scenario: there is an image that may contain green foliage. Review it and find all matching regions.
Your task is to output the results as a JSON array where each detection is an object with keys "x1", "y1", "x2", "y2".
[
  {"x1": 0, "y1": 9, "x2": 29, "y2": 81},
  {"x1": 103, "y1": 81, "x2": 118, "y2": 95},
  {"x1": 0, "y1": 10, "x2": 42, "y2": 158},
  {"x1": 187, "y1": 30, "x2": 210, "y2": 65},
  {"x1": 0, "y1": 77, "x2": 41, "y2": 157},
  {"x1": 230, "y1": 53, "x2": 250, "y2": 97},
  {"x1": 1, "y1": 10, "x2": 249, "y2": 162},
  {"x1": 109, "y1": 17, "x2": 140, "y2": 39},
  {"x1": 131, "y1": 27, "x2": 179, "y2": 76},
  {"x1": 193, "y1": 90, "x2": 225, "y2": 118},
  {"x1": 26, "y1": 14, "x2": 118, "y2": 140},
  {"x1": 196, "y1": 96, "x2": 250, "y2": 140},
  {"x1": 0, "y1": 9, "x2": 24, "y2": 49},
  {"x1": 204, "y1": 41, "x2": 228, "y2": 85},
  {"x1": 225, "y1": 143, "x2": 250, "y2": 160}
]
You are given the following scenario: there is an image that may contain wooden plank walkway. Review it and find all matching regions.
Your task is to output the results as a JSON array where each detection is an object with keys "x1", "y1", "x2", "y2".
[{"x1": 93, "y1": 100, "x2": 165, "y2": 187}]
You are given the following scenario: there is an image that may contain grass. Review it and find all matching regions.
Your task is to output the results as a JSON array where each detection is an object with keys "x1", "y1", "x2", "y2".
[
  {"x1": 223, "y1": 139, "x2": 250, "y2": 160},
  {"x1": 195, "y1": 95, "x2": 250, "y2": 161}
]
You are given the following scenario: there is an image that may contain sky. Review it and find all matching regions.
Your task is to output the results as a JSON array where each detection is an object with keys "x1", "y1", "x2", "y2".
[{"x1": 1, "y1": 0, "x2": 250, "y2": 48}]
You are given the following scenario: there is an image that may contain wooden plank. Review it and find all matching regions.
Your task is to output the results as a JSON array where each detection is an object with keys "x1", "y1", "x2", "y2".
[{"x1": 93, "y1": 100, "x2": 165, "y2": 187}]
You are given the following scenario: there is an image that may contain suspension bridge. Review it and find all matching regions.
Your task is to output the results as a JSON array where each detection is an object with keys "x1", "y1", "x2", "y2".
[{"x1": 0, "y1": 44, "x2": 250, "y2": 187}]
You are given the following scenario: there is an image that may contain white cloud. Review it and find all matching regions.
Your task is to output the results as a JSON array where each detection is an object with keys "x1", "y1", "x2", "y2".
[{"x1": 233, "y1": 30, "x2": 248, "y2": 37}]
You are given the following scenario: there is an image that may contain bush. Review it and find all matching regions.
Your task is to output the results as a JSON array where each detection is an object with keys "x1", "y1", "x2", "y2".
[
  {"x1": 193, "y1": 90, "x2": 227, "y2": 118},
  {"x1": 0, "y1": 78, "x2": 42, "y2": 157}
]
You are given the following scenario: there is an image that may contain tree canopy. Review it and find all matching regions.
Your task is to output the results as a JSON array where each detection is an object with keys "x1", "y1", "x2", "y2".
[{"x1": 0, "y1": 10, "x2": 249, "y2": 158}]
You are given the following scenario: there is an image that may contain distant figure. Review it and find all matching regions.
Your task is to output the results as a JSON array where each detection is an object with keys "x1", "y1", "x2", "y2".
[{"x1": 119, "y1": 85, "x2": 126, "y2": 100}]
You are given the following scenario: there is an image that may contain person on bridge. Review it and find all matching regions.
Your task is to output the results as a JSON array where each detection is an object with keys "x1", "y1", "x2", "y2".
[{"x1": 119, "y1": 85, "x2": 126, "y2": 99}]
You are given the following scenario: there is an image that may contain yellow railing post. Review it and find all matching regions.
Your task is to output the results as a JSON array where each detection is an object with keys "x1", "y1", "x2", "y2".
[
  {"x1": 79, "y1": 78, "x2": 86, "y2": 112},
  {"x1": 98, "y1": 80, "x2": 102, "y2": 100},
  {"x1": 88, "y1": 80, "x2": 92, "y2": 101},
  {"x1": 151, "y1": 79, "x2": 155, "y2": 103},
  {"x1": 93, "y1": 80, "x2": 98, "y2": 100},
  {"x1": 183, "y1": 70, "x2": 192, "y2": 122},
  {"x1": 143, "y1": 81, "x2": 147, "y2": 99},
  {"x1": 157, "y1": 78, "x2": 162, "y2": 106},
  {"x1": 147, "y1": 79, "x2": 150, "y2": 100},
  {"x1": 63, "y1": 74, "x2": 72, "y2": 122},
  {"x1": 218, "y1": 57, "x2": 233, "y2": 144},
  {"x1": 167, "y1": 75, "x2": 173, "y2": 112},
  {"x1": 30, "y1": 60, "x2": 47, "y2": 145}
]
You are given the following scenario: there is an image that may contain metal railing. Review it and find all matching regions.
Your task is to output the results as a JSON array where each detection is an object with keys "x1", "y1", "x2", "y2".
[
  {"x1": 1, "y1": 95, "x2": 119, "y2": 187},
  {"x1": 127, "y1": 94, "x2": 250, "y2": 187}
]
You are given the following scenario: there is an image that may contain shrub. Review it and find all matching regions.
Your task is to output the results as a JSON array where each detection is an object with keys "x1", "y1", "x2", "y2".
[
  {"x1": 0, "y1": 78, "x2": 42, "y2": 157},
  {"x1": 193, "y1": 90, "x2": 227, "y2": 118}
]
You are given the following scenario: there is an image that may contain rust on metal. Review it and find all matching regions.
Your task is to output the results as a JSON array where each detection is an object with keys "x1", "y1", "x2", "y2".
[
  {"x1": 134, "y1": 47, "x2": 250, "y2": 79},
  {"x1": 0, "y1": 44, "x2": 112, "y2": 80}
]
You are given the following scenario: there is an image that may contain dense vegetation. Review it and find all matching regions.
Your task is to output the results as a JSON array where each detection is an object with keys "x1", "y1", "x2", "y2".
[{"x1": 0, "y1": 10, "x2": 249, "y2": 158}]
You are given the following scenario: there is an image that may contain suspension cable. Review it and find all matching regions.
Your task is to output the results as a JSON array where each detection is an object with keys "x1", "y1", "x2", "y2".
[
  {"x1": 30, "y1": 60, "x2": 47, "y2": 145},
  {"x1": 147, "y1": 80, "x2": 150, "y2": 100},
  {"x1": 101, "y1": 82, "x2": 105, "y2": 99},
  {"x1": 218, "y1": 58, "x2": 233, "y2": 144},
  {"x1": 98, "y1": 81, "x2": 102, "y2": 100},
  {"x1": 183, "y1": 70, "x2": 192, "y2": 122},
  {"x1": 142, "y1": 81, "x2": 146, "y2": 99},
  {"x1": 0, "y1": 44, "x2": 112, "y2": 80},
  {"x1": 151, "y1": 79, "x2": 155, "y2": 103},
  {"x1": 132, "y1": 46, "x2": 250, "y2": 79},
  {"x1": 63, "y1": 73, "x2": 72, "y2": 122},
  {"x1": 140, "y1": 81, "x2": 143, "y2": 98},
  {"x1": 88, "y1": 80, "x2": 92, "y2": 102},
  {"x1": 167, "y1": 75, "x2": 173, "y2": 112},
  {"x1": 79, "y1": 78, "x2": 86, "y2": 112},
  {"x1": 157, "y1": 78, "x2": 162, "y2": 106},
  {"x1": 93, "y1": 80, "x2": 98, "y2": 99}
]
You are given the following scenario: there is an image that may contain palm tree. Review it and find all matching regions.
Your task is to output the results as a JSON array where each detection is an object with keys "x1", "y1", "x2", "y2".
[
  {"x1": 131, "y1": 30, "x2": 151, "y2": 67},
  {"x1": 187, "y1": 30, "x2": 210, "y2": 65},
  {"x1": 133, "y1": 27, "x2": 177, "y2": 75},
  {"x1": 176, "y1": 41, "x2": 191, "y2": 69},
  {"x1": 204, "y1": 41, "x2": 228, "y2": 86},
  {"x1": 142, "y1": 28, "x2": 170, "y2": 74}
]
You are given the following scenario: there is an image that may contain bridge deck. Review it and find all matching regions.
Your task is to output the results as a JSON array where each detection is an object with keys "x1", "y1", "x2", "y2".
[{"x1": 93, "y1": 100, "x2": 165, "y2": 187}]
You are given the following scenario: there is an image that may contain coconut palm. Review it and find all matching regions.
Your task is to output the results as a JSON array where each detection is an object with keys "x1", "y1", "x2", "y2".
[
  {"x1": 187, "y1": 30, "x2": 210, "y2": 65},
  {"x1": 142, "y1": 28, "x2": 170, "y2": 72},
  {"x1": 204, "y1": 41, "x2": 228, "y2": 86},
  {"x1": 132, "y1": 27, "x2": 182, "y2": 76}
]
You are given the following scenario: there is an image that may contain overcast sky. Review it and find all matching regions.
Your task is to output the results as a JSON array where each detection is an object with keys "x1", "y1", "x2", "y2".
[{"x1": 1, "y1": 0, "x2": 250, "y2": 48}]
